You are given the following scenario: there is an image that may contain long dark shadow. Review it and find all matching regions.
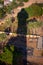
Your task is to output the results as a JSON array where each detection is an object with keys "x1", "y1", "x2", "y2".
[
  {"x1": 5, "y1": 8, "x2": 28, "y2": 65},
  {"x1": 12, "y1": 8, "x2": 28, "y2": 65}
]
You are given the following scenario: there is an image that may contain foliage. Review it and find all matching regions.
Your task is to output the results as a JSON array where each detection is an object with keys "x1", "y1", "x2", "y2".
[
  {"x1": 1, "y1": 0, "x2": 28, "y2": 14},
  {"x1": 0, "y1": 45, "x2": 22, "y2": 64},
  {"x1": 0, "y1": 8, "x2": 6, "y2": 18},
  {"x1": 0, "y1": 0, "x2": 5, "y2": 18},
  {"x1": 0, "y1": 33, "x2": 7, "y2": 42},
  {"x1": 5, "y1": 18, "x2": 12, "y2": 26},
  {"x1": 0, "y1": 18, "x2": 12, "y2": 31},
  {"x1": 12, "y1": 0, "x2": 18, "y2": 8},
  {"x1": 0, "y1": 46, "x2": 13, "y2": 64},
  {"x1": 42, "y1": 9, "x2": 43, "y2": 14},
  {"x1": 23, "y1": 0, "x2": 29, "y2": 2},
  {"x1": 27, "y1": 21, "x2": 43, "y2": 29},
  {"x1": 4, "y1": 0, "x2": 19, "y2": 14},
  {"x1": 4, "y1": 5, "x2": 13, "y2": 14},
  {"x1": 0, "y1": 0, "x2": 4, "y2": 4},
  {"x1": 17, "y1": 0, "x2": 29, "y2": 2},
  {"x1": 25, "y1": 4, "x2": 42, "y2": 17},
  {"x1": 35, "y1": 3, "x2": 43, "y2": 7}
]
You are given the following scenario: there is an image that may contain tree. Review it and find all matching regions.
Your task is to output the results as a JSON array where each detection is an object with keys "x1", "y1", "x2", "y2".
[
  {"x1": 25, "y1": 4, "x2": 42, "y2": 17},
  {"x1": 0, "y1": 0, "x2": 4, "y2": 4},
  {"x1": 0, "y1": 7, "x2": 6, "y2": 18}
]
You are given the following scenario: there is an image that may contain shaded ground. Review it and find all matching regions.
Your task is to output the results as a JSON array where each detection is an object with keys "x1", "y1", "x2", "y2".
[{"x1": 0, "y1": 60, "x2": 43, "y2": 65}]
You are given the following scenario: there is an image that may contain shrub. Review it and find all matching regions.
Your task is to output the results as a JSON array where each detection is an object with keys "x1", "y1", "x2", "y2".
[
  {"x1": 27, "y1": 21, "x2": 43, "y2": 29},
  {"x1": 25, "y1": 4, "x2": 42, "y2": 17},
  {"x1": 0, "y1": 18, "x2": 12, "y2": 31},
  {"x1": 0, "y1": 0, "x2": 4, "y2": 4},
  {"x1": 23, "y1": 0, "x2": 29, "y2": 2},
  {"x1": 0, "y1": 8, "x2": 6, "y2": 18},
  {"x1": 0, "y1": 46, "x2": 13, "y2": 64},
  {"x1": 17, "y1": 0, "x2": 29, "y2": 2},
  {"x1": 0, "y1": 45, "x2": 22, "y2": 64},
  {"x1": 35, "y1": 3, "x2": 43, "y2": 7},
  {"x1": 42, "y1": 9, "x2": 43, "y2": 15},
  {"x1": 0, "y1": 33, "x2": 7, "y2": 42}
]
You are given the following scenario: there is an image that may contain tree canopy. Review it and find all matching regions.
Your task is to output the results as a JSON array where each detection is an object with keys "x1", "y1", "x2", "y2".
[{"x1": 25, "y1": 4, "x2": 42, "y2": 17}]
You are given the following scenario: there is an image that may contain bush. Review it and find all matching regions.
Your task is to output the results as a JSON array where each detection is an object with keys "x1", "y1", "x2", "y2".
[
  {"x1": 42, "y1": 9, "x2": 43, "y2": 15},
  {"x1": 35, "y1": 3, "x2": 43, "y2": 7},
  {"x1": 25, "y1": 4, "x2": 42, "y2": 17},
  {"x1": 0, "y1": 0, "x2": 4, "y2": 4},
  {"x1": 23, "y1": 0, "x2": 29, "y2": 2},
  {"x1": 0, "y1": 45, "x2": 22, "y2": 64},
  {"x1": 27, "y1": 21, "x2": 43, "y2": 34},
  {"x1": 0, "y1": 46, "x2": 13, "y2": 64},
  {"x1": 0, "y1": 18, "x2": 12, "y2": 32},
  {"x1": 0, "y1": 33, "x2": 7, "y2": 42},
  {"x1": 0, "y1": 8, "x2": 6, "y2": 18},
  {"x1": 18, "y1": 0, "x2": 29, "y2": 2},
  {"x1": 27, "y1": 21, "x2": 43, "y2": 29},
  {"x1": 4, "y1": 5, "x2": 13, "y2": 14}
]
